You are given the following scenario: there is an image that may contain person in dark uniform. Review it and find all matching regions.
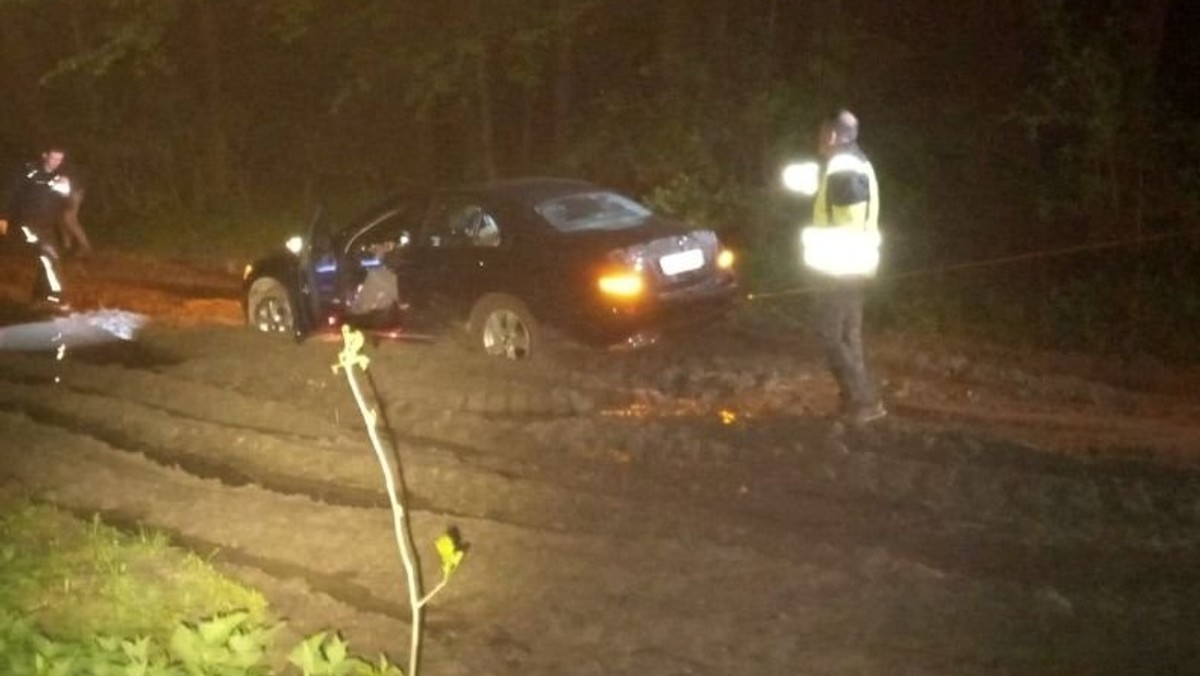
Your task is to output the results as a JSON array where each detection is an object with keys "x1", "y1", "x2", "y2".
[{"x1": 1, "y1": 144, "x2": 74, "y2": 309}]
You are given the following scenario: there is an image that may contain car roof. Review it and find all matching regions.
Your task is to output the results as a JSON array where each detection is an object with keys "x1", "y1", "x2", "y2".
[
  {"x1": 350, "y1": 177, "x2": 619, "y2": 226},
  {"x1": 459, "y1": 177, "x2": 603, "y2": 207}
]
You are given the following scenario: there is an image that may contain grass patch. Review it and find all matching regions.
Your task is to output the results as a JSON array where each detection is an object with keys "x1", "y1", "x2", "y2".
[
  {"x1": 0, "y1": 503, "x2": 269, "y2": 644},
  {"x1": 0, "y1": 502, "x2": 401, "y2": 675}
]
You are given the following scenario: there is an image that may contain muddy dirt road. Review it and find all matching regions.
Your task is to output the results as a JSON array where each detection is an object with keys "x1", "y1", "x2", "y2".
[{"x1": 2, "y1": 250, "x2": 1200, "y2": 674}]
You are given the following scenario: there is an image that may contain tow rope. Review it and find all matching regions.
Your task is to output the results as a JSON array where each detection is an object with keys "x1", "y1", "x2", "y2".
[{"x1": 745, "y1": 227, "x2": 1200, "y2": 302}]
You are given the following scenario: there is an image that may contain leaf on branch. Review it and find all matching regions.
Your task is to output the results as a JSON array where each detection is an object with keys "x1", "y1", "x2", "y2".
[
  {"x1": 333, "y1": 326, "x2": 371, "y2": 373},
  {"x1": 435, "y1": 528, "x2": 467, "y2": 579}
]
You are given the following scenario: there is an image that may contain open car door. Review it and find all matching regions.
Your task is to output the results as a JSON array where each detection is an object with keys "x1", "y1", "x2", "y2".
[
  {"x1": 293, "y1": 204, "x2": 333, "y2": 340},
  {"x1": 334, "y1": 194, "x2": 435, "y2": 335}
]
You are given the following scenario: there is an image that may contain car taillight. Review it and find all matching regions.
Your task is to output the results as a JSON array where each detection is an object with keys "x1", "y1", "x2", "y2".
[
  {"x1": 716, "y1": 248, "x2": 735, "y2": 270},
  {"x1": 598, "y1": 270, "x2": 645, "y2": 298}
]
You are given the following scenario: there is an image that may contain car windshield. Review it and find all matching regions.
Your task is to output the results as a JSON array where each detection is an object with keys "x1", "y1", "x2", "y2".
[{"x1": 535, "y1": 191, "x2": 652, "y2": 232}]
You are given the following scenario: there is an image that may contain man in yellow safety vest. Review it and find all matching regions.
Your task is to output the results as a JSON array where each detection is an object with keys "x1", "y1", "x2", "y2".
[{"x1": 802, "y1": 109, "x2": 886, "y2": 424}]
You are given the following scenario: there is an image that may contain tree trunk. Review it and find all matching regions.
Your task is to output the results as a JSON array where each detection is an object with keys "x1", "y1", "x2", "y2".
[
  {"x1": 812, "y1": 0, "x2": 847, "y2": 99},
  {"x1": 551, "y1": 0, "x2": 576, "y2": 157},
  {"x1": 193, "y1": 0, "x2": 234, "y2": 206},
  {"x1": 658, "y1": 0, "x2": 694, "y2": 91},
  {"x1": 0, "y1": 6, "x2": 47, "y2": 145},
  {"x1": 474, "y1": 43, "x2": 498, "y2": 179},
  {"x1": 1122, "y1": 0, "x2": 1171, "y2": 236},
  {"x1": 67, "y1": 0, "x2": 103, "y2": 134}
]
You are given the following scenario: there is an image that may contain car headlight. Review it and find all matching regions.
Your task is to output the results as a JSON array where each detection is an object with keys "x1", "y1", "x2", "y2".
[{"x1": 285, "y1": 235, "x2": 304, "y2": 255}]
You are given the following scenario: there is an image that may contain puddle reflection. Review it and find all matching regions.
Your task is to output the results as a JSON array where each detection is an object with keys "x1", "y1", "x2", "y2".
[{"x1": 0, "y1": 310, "x2": 154, "y2": 381}]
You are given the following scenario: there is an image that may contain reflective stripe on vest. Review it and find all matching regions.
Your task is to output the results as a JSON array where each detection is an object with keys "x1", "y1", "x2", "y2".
[
  {"x1": 805, "y1": 151, "x2": 881, "y2": 277},
  {"x1": 801, "y1": 226, "x2": 881, "y2": 277}
]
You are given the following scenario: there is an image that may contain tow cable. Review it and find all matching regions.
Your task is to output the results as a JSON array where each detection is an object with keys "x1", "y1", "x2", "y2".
[{"x1": 745, "y1": 227, "x2": 1200, "y2": 303}]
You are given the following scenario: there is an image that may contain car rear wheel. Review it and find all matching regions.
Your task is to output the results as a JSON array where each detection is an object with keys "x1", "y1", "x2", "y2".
[
  {"x1": 469, "y1": 294, "x2": 538, "y2": 359},
  {"x1": 246, "y1": 278, "x2": 295, "y2": 334}
]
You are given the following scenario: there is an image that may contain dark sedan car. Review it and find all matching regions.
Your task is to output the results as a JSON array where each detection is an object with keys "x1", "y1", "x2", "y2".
[{"x1": 242, "y1": 178, "x2": 738, "y2": 358}]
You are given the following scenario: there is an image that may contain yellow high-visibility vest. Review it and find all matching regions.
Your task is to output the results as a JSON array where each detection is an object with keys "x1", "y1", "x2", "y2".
[{"x1": 803, "y1": 150, "x2": 881, "y2": 277}]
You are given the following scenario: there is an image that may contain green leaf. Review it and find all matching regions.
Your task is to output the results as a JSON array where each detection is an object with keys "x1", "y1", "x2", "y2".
[
  {"x1": 168, "y1": 623, "x2": 203, "y2": 668},
  {"x1": 324, "y1": 635, "x2": 348, "y2": 667},
  {"x1": 434, "y1": 530, "x2": 466, "y2": 578},
  {"x1": 227, "y1": 630, "x2": 261, "y2": 656},
  {"x1": 375, "y1": 654, "x2": 406, "y2": 676},
  {"x1": 196, "y1": 610, "x2": 249, "y2": 646},
  {"x1": 121, "y1": 636, "x2": 152, "y2": 664},
  {"x1": 334, "y1": 327, "x2": 371, "y2": 374},
  {"x1": 288, "y1": 632, "x2": 327, "y2": 674},
  {"x1": 226, "y1": 630, "x2": 266, "y2": 668}
]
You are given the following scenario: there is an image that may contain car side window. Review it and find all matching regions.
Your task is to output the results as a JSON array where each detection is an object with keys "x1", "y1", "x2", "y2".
[
  {"x1": 347, "y1": 198, "x2": 428, "y2": 260},
  {"x1": 423, "y1": 201, "x2": 502, "y2": 248}
]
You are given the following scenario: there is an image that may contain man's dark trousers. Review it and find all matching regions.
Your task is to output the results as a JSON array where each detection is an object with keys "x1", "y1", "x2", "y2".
[{"x1": 812, "y1": 279, "x2": 875, "y2": 411}]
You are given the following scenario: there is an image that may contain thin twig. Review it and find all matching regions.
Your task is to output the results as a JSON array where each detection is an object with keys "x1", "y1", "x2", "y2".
[{"x1": 336, "y1": 327, "x2": 425, "y2": 676}]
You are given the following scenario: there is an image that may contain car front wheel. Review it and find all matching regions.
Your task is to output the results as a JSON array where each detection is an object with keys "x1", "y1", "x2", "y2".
[
  {"x1": 469, "y1": 294, "x2": 538, "y2": 359},
  {"x1": 246, "y1": 278, "x2": 296, "y2": 334}
]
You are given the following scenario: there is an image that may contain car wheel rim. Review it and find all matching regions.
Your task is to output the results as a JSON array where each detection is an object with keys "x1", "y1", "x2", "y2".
[
  {"x1": 481, "y1": 309, "x2": 530, "y2": 359},
  {"x1": 254, "y1": 298, "x2": 292, "y2": 333}
]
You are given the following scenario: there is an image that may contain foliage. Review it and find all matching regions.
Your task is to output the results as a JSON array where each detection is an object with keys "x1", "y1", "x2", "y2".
[
  {"x1": 288, "y1": 633, "x2": 403, "y2": 676},
  {"x1": 0, "y1": 609, "x2": 402, "y2": 676},
  {"x1": 873, "y1": 240, "x2": 1200, "y2": 365},
  {"x1": 0, "y1": 504, "x2": 402, "y2": 675},
  {"x1": 1, "y1": 0, "x2": 858, "y2": 204},
  {"x1": 0, "y1": 506, "x2": 267, "y2": 643},
  {"x1": 169, "y1": 610, "x2": 275, "y2": 675},
  {"x1": 1, "y1": 0, "x2": 1188, "y2": 226},
  {"x1": 1009, "y1": 0, "x2": 1186, "y2": 243},
  {"x1": 1012, "y1": 0, "x2": 1128, "y2": 231}
]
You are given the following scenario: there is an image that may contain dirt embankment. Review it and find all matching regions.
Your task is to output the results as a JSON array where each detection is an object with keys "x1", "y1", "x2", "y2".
[{"x1": 2, "y1": 249, "x2": 1200, "y2": 675}]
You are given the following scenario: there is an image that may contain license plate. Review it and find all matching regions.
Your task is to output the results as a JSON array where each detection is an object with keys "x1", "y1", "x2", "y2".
[{"x1": 659, "y1": 249, "x2": 704, "y2": 276}]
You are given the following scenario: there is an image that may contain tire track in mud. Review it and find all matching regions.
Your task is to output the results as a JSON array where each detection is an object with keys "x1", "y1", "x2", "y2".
[
  {"x1": 5, "y1": 354, "x2": 1200, "y2": 617},
  {"x1": 0, "y1": 370, "x2": 913, "y2": 563},
  {"x1": 521, "y1": 405, "x2": 1200, "y2": 541},
  {"x1": 6, "y1": 331, "x2": 1200, "y2": 672},
  {"x1": 4, "y1": 347, "x2": 1200, "y2": 590},
  {"x1": 16, "y1": 337, "x2": 1200, "y2": 550},
  {"x1": 5, "y1": 407, "x2": 1107, "y2": 676}
]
